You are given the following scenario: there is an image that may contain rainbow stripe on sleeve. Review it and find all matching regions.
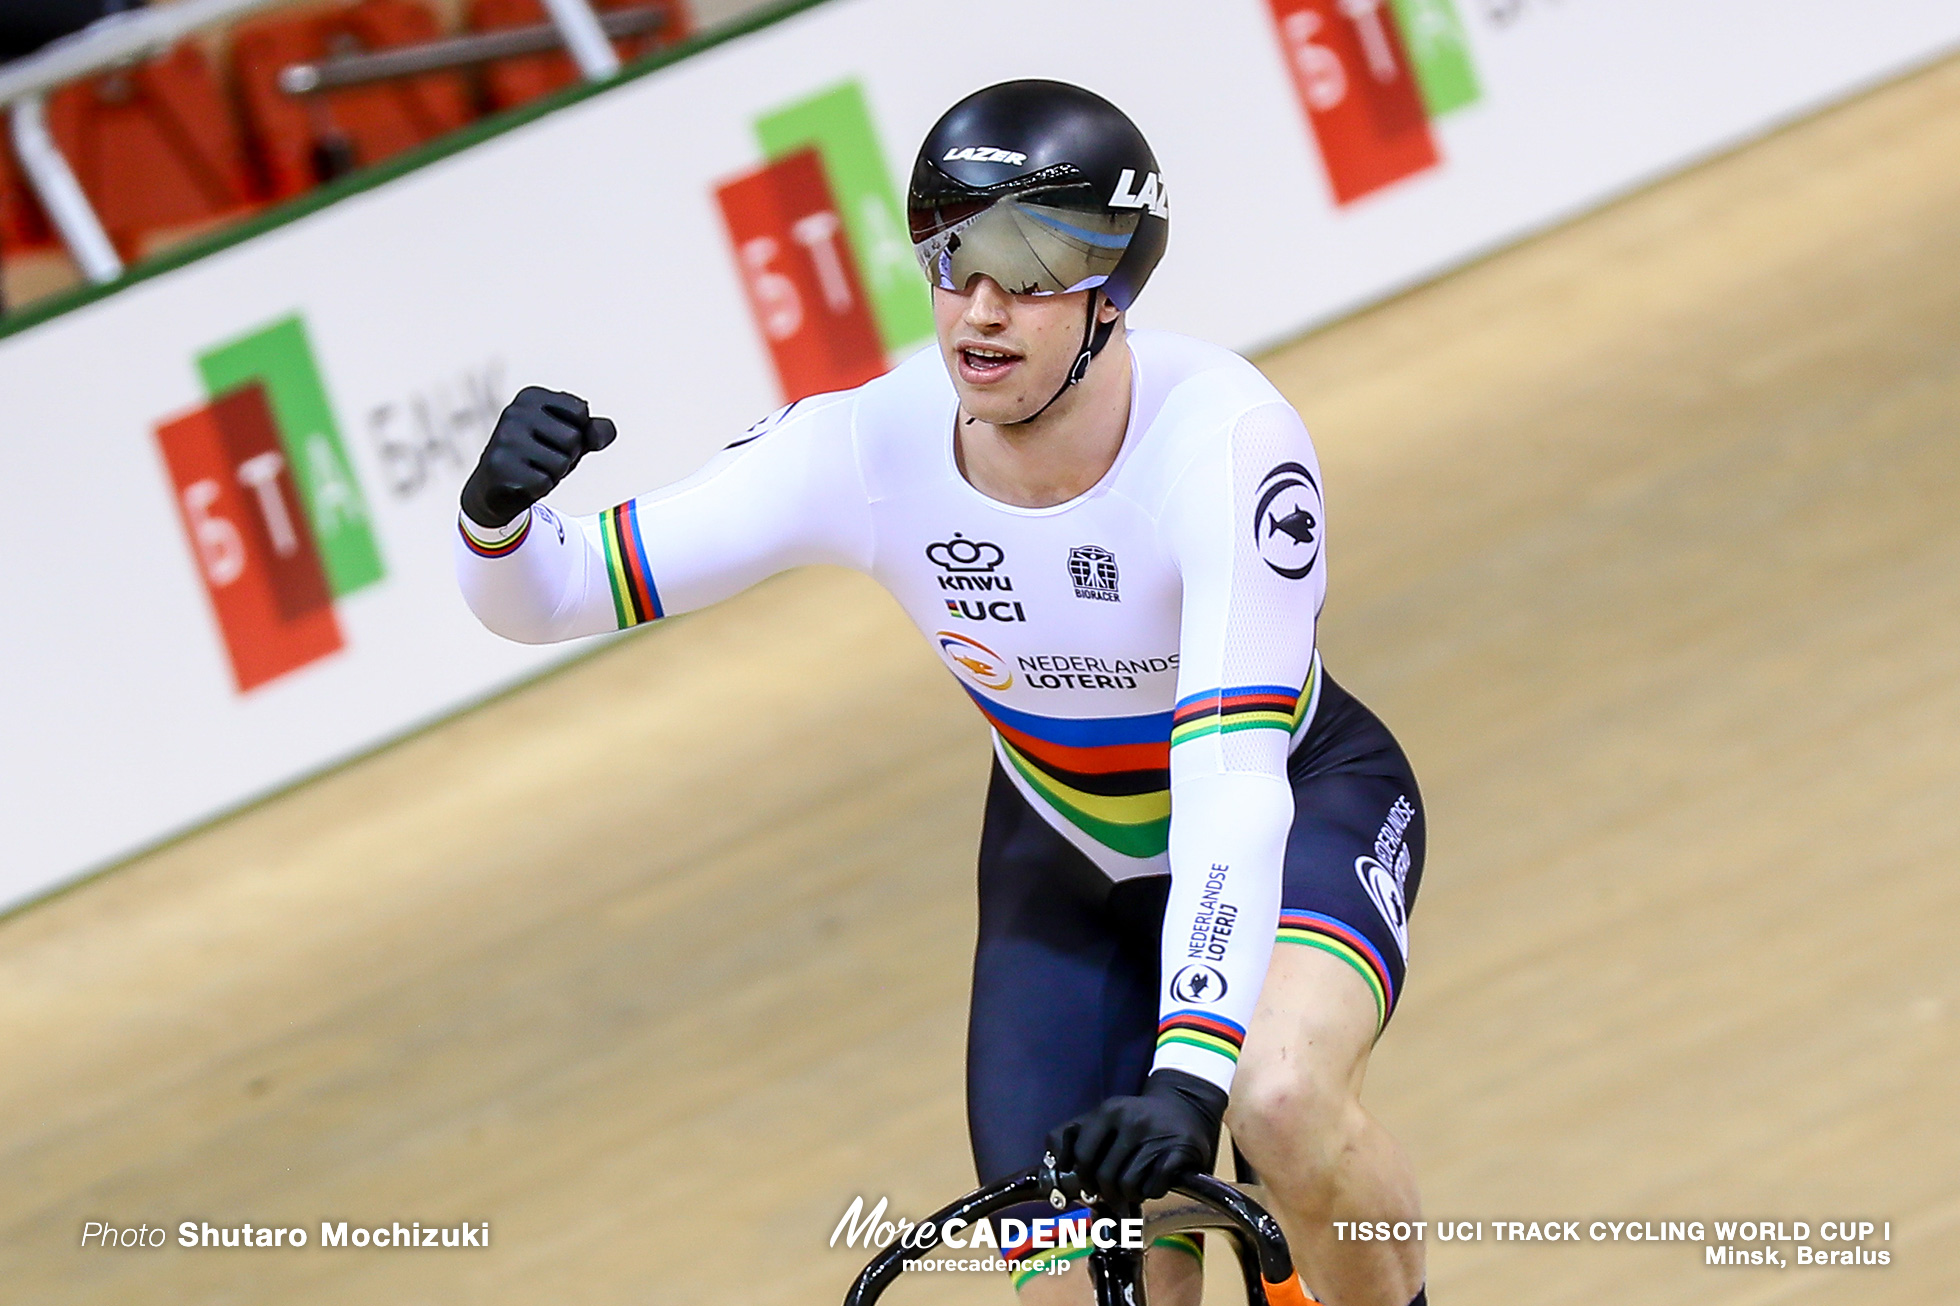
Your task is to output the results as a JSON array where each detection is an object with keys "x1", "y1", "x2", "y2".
[
  {"x1": 458, "y1": 512, "x2": 530, "y2": 557},
  {"x1": 959, "y1": 685, "x2": 1173, "y2": 859},
  {"x1": 1169, "y1": 672, "x2": 1314, "y2": 748},
  {"x1": 1156, "y1": 1010, "x2": 1247, "y2": 1065},
  {"x1": 1276, "y1": 910, "x2": 1394, "y2": 1032},
  {"x1": 598, "y1": 500, "x2": 663, "y2": 628}
]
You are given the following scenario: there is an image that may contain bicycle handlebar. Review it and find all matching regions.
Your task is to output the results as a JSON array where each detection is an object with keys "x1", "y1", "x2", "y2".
[
  {"x1": 841, "y1": 1170, "x2": 1045, "y2": 1305},
  {"x1": 1161, "y1": 1173, "x2": 1296, "y2": 1285}
]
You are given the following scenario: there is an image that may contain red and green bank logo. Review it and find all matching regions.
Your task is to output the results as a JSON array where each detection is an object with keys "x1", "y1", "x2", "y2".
[
  {"x1": 1268, "y1": 0, "x2": 1480, "y2": 204},
  {"x1": 714, "y1": 80, "x2": 932, "y2": 403},
  {"x1": 154, "y1": 315, "x2": 383, "y2": 693}
]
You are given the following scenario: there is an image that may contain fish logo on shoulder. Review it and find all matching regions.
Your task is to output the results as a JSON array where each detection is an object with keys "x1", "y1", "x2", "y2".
[
  {"x1": 937, "y1": 631, "x2": 1013, "y2": 691},
  {"x1": 926, "y1": 533, "x2": 1006, "y2": 573},
  {"x1": 1252, "y1": 462, "x2": 1322, "y2": 580}
]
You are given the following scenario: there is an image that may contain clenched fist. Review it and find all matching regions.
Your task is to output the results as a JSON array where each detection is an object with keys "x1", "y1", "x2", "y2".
[{"x1": 461, "y1": 386, "x2": 617, "y2": 529}]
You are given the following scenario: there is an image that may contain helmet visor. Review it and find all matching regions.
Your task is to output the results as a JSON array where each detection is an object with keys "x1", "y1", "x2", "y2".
[{"x1": 911, "y1": 193, "x2": 1140, "y2": 297}]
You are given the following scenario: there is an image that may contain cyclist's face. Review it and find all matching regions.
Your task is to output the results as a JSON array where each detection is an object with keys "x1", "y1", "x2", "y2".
[{"x1": 933, "y1": 275, "x2": 1117, "y2": 427}]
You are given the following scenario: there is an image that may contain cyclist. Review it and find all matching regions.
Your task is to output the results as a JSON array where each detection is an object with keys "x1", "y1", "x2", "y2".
[{"x1": 456, "y1": 79, "x2": 1427, "y2": 1306}]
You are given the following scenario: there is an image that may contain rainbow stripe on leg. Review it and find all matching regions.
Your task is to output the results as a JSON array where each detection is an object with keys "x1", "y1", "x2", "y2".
[{"x1": 1276, "y1": 910, "x2": 1394, "y2": 1033}]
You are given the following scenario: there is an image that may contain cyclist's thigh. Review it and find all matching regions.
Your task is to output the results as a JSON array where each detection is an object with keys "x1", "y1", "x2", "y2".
[
  {"x1": 1278, "y1": 697, "x2": 1426, "y2": 1036},
  {"x1": 967, "y1": 760, "x2": 1168, "y2": 1184}
]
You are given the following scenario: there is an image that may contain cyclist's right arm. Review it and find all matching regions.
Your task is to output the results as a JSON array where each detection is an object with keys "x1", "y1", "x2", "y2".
[{"x1": 455, "y1": 391, "x2": 870, "y2": 644}]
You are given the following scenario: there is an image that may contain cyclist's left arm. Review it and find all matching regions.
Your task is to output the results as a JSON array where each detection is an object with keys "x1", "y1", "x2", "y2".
[{"x1": 1154, "y1": 399, "x2": 1327, "y2": 1097}]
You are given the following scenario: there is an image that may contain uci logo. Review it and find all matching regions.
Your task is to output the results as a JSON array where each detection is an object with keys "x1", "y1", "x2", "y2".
[
  {"x1": 944, "y1": 597, "x2": 1026, "y2": 623},
  {"x1": 944, "y1": 146, "x2": 1028, "y2": 166},
  {"x1": 1109, "y1": 168, "x2": 1169, "y2": 220}
]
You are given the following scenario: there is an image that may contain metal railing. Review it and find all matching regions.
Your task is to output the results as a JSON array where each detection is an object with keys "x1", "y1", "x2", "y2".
[
  {"x1": 0, "y1": 0, "x2": 620, "y2": 287},
  {"x1": 281, "y1": 5, "x2": 664, "y2": 95}
]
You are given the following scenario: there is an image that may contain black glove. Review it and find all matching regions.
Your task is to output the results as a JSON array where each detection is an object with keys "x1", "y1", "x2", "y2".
[
  {"x1": 1045, "y1": 1069, "x2": 1229, "y2": 1205},
  {"x1": 461, "y1": 386, "x2": 617, "y2": 529}
]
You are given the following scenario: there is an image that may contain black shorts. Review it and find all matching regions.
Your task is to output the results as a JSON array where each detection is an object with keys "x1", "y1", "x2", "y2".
[{"x1": 965, "y1": 669, "x2": 1425, "y2": 1188}]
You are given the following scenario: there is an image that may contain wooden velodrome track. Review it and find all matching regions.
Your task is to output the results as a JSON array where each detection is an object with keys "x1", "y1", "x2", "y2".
[{"x1": 5, "y1": 56, "x2": 1957, "y2": 1306}]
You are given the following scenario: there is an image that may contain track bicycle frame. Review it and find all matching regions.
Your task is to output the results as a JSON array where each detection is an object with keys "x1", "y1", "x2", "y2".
[{"x1": 844, "y1": 1159, "x2": 1314, "y2": 1305}]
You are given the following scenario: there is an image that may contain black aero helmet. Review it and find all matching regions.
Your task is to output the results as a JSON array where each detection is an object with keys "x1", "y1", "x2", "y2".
[{"x1": 908, "y1": 79, "x2": 1168, "y2": 311}]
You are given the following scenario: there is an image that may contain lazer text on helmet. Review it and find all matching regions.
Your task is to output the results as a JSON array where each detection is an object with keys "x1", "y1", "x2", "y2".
[
  {"x1": 943, "y1": 147, "x2": 1029, "y2": 165},
  {"x1": 1108, "y1": 169, "x2": 1169, "y2": 219}
]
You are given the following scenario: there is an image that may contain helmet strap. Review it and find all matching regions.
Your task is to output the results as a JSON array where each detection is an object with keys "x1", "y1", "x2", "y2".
[{"x1": 1008, "y1": 290, "x2": 1115, "y2": 427}]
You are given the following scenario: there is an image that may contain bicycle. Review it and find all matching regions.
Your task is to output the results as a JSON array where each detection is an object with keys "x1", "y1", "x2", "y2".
[{"x1": 845, "y1": 1153, "x2": 1317, "y2": 1305}]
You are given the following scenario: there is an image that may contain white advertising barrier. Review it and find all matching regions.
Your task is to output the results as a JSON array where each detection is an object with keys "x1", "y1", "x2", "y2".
[{"x1": 1, "y1": 0, "x2": 1956, "y2": 908}]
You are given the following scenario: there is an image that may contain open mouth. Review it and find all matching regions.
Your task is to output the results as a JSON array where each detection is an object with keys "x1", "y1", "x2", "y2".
[{"x1": 959, "y1": 345, "x2": 1022, "y2": 381}]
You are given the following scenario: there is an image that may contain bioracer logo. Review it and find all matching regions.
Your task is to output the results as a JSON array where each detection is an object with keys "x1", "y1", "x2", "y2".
[
  {"x1": 1068, "y1": 544, "x2": 1120, "y2": 602},
  {"x1": 943, "y1": 146, "x2": 1028, "y2": 165}
]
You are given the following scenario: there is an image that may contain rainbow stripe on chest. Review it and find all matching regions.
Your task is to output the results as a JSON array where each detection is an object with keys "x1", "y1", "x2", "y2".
[{"x1": 959, "y1": 687, "x2": 1174, "y2": 859}]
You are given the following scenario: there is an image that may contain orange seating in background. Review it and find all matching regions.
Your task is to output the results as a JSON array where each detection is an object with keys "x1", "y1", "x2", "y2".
[
  {"x1": 472, "y1": 0, "x2": 690, "y2": 112},
  {"x1": 0, "y1": 139, "x2": 56, "y2": 253},
  {"x1": 232, "y1": 0, "x2": 476, "y2": 201},
  {"x1": 41, "y1": 42, "x2": 257, "y2": 259},
  {"x1": 4, "y1": 0, "x2": 693, "y2": 307}
]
